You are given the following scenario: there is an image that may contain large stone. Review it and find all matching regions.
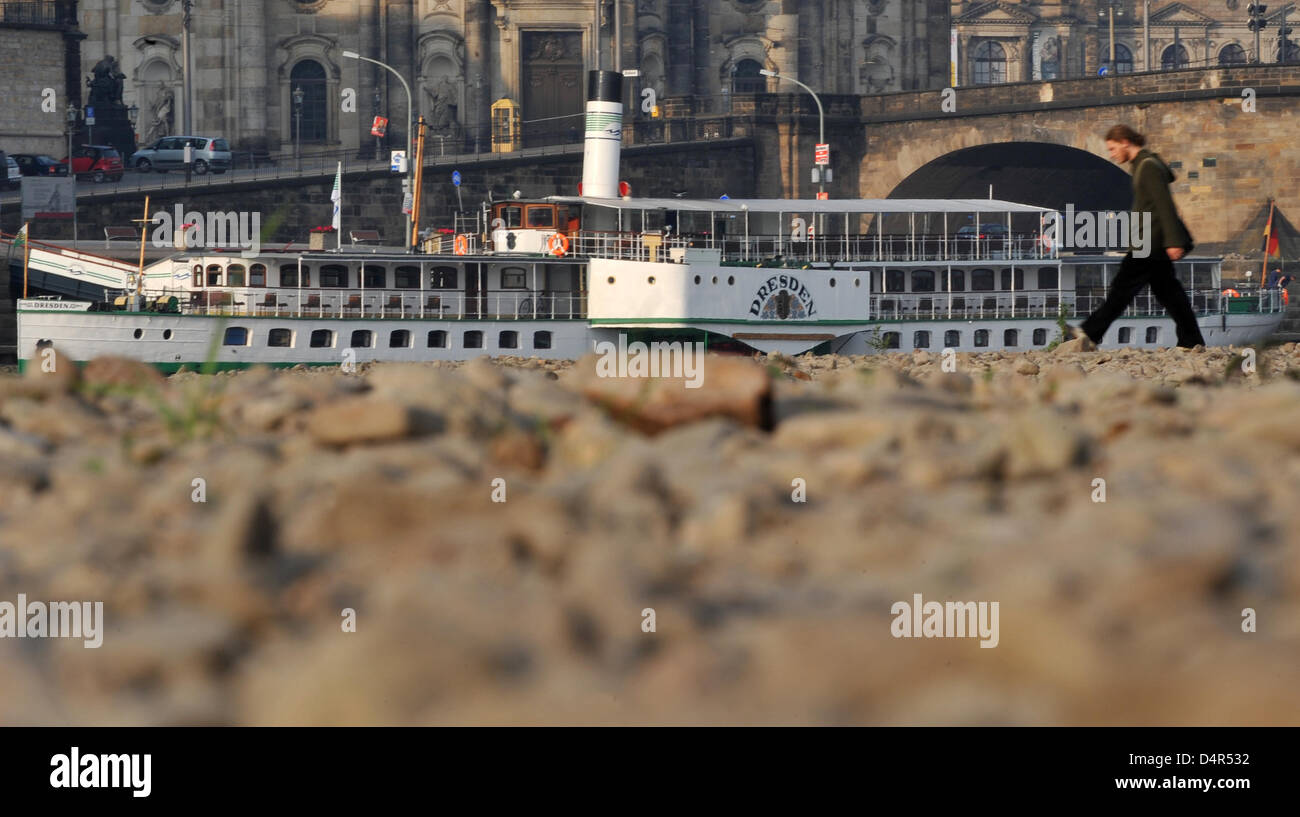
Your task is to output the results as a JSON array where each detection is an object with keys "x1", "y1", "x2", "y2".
[
  {"x1": 305, "y1": 398, "x2": 439, "y2": 445},
  {"x1": 82, "y1": 356, "x2": 166, "y2": 391}
]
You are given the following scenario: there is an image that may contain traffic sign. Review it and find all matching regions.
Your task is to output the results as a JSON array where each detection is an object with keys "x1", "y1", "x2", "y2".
[
  {"x1": 452, "y1": 170, "x2": 462, "y2": 187},
  {"x1": 391, "y1": 150, "x2": 407, "y2": 173},
  {"x1": 815, "y1": 143, "x2": 830, "y2": 166},
  {"x1": 85, "y1": 106, "x2": 95, "y2": 126}
]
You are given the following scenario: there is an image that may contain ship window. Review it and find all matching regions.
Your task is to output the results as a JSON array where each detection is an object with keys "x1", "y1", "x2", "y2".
[
  {"x1": 280, "y1": 264, "x2": 310, "y2": 287},
  {"x1": 1118, "y1": 327, "x2": 1132, "y2": 344},
  {"x1": 192, "y1": 264, "x2": 203, "y2": 288},
  {"x1": 881, "y1": 332, "x2": 900, "y2": 349},
  {"x1": 526, "y1": 206, "x2": 555, "y2": 229},
  {"x1": 226, "y1": 264, "x2": 246, "y2": 287},
  {"x1": 1004, "y1": 328, "x2": 1019, "y2": 347},
  {"x1": 320, "y1": 265, "x2": 348, "y2": 288},
  {"x1": 941, "y1": 270, "x2": 965, "y2": 292},
  {"x1": 310, "y1": 329, "x2": 334, "y2": 348},
  {"x1": 502, "y1": 267, "x2": 527, "y2": 289},
  {"x1": 501, "y1": 205, "x2": 523, "y2": 228},
  {"x1": 971, "y1": 269, "x2": 995, "y2": 291},
  {"x1": 250, "y1": 264, "x2": 267, "y2": 287},
  {"x1": 1037, "y1": 267, "x2": 1058, "y2": 289},
  {"x1": 913, "y1": 330, "x2": 931, "y2": 349},
  {"x1": 974, "y1": 329, "x2": 989, "y2": 347},
  {"x1": 395, "y1": 266, "x2": 420, "y2": 288},
  {"x1": 999, "y1": 268, "x2": 1024, "y2": 290},
  {"x1": 223, "y1": 327, "x2": 249, "y2": 346},
  {"x1": 389, "y1": 330, "x2": 411, "y2": 348},
  {"x1": 268, "y1": 328, "x2": 293, "y2": 347},
  {"x1": 1146, "y1": 326, "x2": 1159, "y2": 344},
  {"x1": 912, "y1": 270, "x2": 935, "y2": 292},
  {"x1": 944, "y1": 330, "x2": 960, "y2": 348},
  {"x1": 464, "y1": 330, "x2": 483, "y2": 349},
  {"x1": 885, "y1": 269, "x2": 906, "y2": 293},
  {"x1": 207, "y1": 264, "x2": 223, "y2": 287},
  {"x1": 499, "y1": 330, "x2": 519, "y2": 349},
  {"x1": 432, "y1": 267, "x2": 458, "y2": 289},
  {"x1": 1032, "y1": 328, "x2": 1047, "y2": 346},
  {"x1": 427, "y1": 330, "x2": 449, "y2": 348},
  {"x1": 534, "y1": 330, "x2": 552, "y2": 350},
  {"x1": 363, "y1": 266, "x2": 386, "y2": 288},
  {"x1": 350, "y1": 330, "x2": 374, "y2": 348}
]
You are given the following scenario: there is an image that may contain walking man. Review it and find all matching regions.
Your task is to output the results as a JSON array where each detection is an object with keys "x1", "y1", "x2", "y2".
[{"x1": 1070, "y1": 125, "x2": 1206, "y2": 349}]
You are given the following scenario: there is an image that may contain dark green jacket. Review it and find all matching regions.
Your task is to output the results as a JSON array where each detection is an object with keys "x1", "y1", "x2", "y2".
[{"x1": 1130, "y1": 148, "x2": 1194, "y2": 254}]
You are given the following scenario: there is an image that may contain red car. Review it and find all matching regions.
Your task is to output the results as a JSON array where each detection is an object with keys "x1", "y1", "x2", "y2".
[{"x1": 63, "y1": 145, "x2": 124, "y2": 182}]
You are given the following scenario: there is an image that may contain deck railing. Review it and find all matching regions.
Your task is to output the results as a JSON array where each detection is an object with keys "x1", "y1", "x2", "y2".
[
  {"x1": 140, "y1": 288, "x2": 588, "y2": 320},
  {"x1": 866, "y1": 289, "x2": 1285, "y2": 321}
]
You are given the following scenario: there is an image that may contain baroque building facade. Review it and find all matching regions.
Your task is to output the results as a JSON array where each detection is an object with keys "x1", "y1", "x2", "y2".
[
  {"x1": 72, "y1": 0, "x2": 951, "y2": 157},
  {"x1": 952, "y1": 1, "x2": 1298, "y2": 85}
]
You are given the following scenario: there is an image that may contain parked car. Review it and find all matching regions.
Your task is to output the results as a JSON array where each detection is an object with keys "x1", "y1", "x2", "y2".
[
  {"x1": 130, "y1": 136, "x2": 231, "y2": 174},
  {"x1": 63, "y1": 144, "x2": 124, "y2": 182},
  {"x1": 3, "y1": 154, "x2": 20, "y2": 189},
  {"x1": 11, "y1": 153, "x2": 70, "y2": 177}
]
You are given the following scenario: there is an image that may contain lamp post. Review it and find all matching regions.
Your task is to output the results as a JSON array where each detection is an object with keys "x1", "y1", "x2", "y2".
[
  {"x1": 372, "y1": 87, "x2": 382, "y2": 159},
  {"x1": 760, "y1": 69, "x2": 826, "y2": 199},
  {"x1": 1248, "y1": 4, "x2": 1269, "y2": 65},
  {"x1": 1098, "y1": 1, "x2": 1125, "y2": 73},
  {"x1": 66, "y1": 103, "x2": 79, "y2": 245},
  {"x1": 343, "y1": 50, "x2": 414, "y2": 252},
  {"x1": 293, "y1": 86, "x2": 304, "y2": 171},
  {"x1": 126, "y1": 104, "x2": 139, "y2": 154},
  {"x1": 181, "y1": 0, "x2": 194, "y2": 134}
]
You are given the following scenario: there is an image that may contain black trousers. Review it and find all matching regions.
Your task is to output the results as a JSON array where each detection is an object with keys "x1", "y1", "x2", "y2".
[{"x1": 1080, "y1": 251, "x2": 1206, "y2": 348}]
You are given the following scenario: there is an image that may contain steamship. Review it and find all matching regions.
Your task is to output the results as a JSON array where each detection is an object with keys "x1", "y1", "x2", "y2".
[{"x1": 9, "y1": 71, "x2": 1287, "y2": 371}]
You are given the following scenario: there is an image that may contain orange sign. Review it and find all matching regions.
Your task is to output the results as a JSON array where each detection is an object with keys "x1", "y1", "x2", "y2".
[
  {"x1": 371, "y1": 116, "x2": 389, "y2": 137},
  {"x1": 816, "y1": 192, "x2": 829, "y2": 200}
]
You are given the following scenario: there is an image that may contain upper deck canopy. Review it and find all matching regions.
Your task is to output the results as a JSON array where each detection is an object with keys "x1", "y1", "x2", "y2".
[{"x1": 545, "y1": 196, "x2": 1057, "y2": 215}]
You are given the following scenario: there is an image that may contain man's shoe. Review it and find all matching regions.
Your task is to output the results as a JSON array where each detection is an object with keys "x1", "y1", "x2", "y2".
[{"x1": 1066, "y1": 325, "x2": 1097, "y2": 351}]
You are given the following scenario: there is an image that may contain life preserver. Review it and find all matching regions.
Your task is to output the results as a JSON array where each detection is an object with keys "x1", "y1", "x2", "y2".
[
  {"x1": 547, "y1": 232, "x2": 570, "y2": 257},
  {"x1": 1222, "y1": 288, "x2": 1241, "y2": 298},
  {"x1": 454, "y1": 235, "x2": 469, "y2": 256}
]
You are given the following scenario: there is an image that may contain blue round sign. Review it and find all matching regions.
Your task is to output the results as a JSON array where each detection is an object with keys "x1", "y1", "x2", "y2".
[
  {"x1": 452, "y1": 171, "x2": 462, "y2": 187},
  {"x1": 1098, "y1": 66, "x2": 1110, "y2": 77}
]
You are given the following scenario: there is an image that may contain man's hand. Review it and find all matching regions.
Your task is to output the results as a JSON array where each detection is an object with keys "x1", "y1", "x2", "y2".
[{"x1": 1167, "y1": 247, "x2": 1185, "y2": 261}]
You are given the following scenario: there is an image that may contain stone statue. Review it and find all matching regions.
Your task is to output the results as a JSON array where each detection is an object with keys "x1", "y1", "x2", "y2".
[
  {"x1": 87, "y1": 55, "x2": 126, "y2": 108},
  {"x1": 145, "y1": 88, "x2": 174, "y2": 143},
  {"x1": 425, "y1": 78, "x2": 459, "y2": 134}
]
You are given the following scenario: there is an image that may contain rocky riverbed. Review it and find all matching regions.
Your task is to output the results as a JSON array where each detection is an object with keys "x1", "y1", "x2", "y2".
[{"x1": 1, "y1": 343, "x2": 1298, "y2": 725}]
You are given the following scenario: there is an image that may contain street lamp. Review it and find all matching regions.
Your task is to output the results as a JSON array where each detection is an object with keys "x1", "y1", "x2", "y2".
[
  {"x1": 1248, "y1": 4, "x2": 1270, "y2": 65},
  {"x1": 66, "y1": 104, "x2": 79, "y2": 244},
  {"x1": 293, "y1": 85, "x2": 304, "y2": 170},
  {"x1": 760, "y1": 69, "x2": 826, "y2": 200},
  {"x1": 343, "y1": 50, "x2": 415, "y2": 252},
  {"x1": 1099, "y1": 1, "x2": 1125, "y2": 72},
  {"x1": 126, "y1": 103, "x2": 139, "y2": 150}
]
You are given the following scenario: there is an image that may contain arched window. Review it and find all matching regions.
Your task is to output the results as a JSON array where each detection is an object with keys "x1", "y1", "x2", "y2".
[
  {"x1": 1145, "y1": 326, "x2": 1160, "y2": 344},
  {"x1": 394, "y1": 266, "x2": 420, "y2": 288},
  {"x1": 1161, "y1": 44, "x2": 1189, "y2": 70},
  {"x1": 941, "y1": 270, "x2": 965, "y2": 292},
  {"x1": 389, "y1": 330, "x2": 411, "y2": 348},
  {"x1": 974, "y1": 329, "x2": 989, "y2": 347},
  {"x1": 912, "y1": 270, "x2": 935, "y2": 292},
  {"x1": 268, "y1": 328, "x2": 293, "y2": 348},
  {"x1": 1118, "y1": 327, "x2": 1132, "y2": 344},
  {"x1": 291, "y1": 60, "x2": 328, "y2": 143},
  {"x1": 1109, "y1": 44, "x2": 1134, "y2": 75},
  {"x1": 882, "y1": 331, "x2": 900, "y2": 350},
  {"x1": 1219, "y1": 44, "x2": 1247, "y2": 65},
  {"x1": 999, "y1": 268, "x2": 1025, "y2": 290},
  {"x1": 499, "y1": 330, "x2": 519, "y2": 349},
  {"x1": 533, "y1": 330, "x2": 553, "y2": 350},
  {"x1": 464, "y1": 331, "x2": 484, "y2": 349},
  {"x1": 250, "y1": 264, "x2": 267, "y2": 287},
  {"x1": 280, "y1": 264, "x2": 310, "y2": 287},
  {"x1": 350, "y1": 330, "x2": 373, "y2": 348},
  {"x1": 310, "y1": 329, "x2": 334, "y2": 348},
  {"x1": 732, "y1": 59, "x2": 765, "y2": 94},
  {"x1": 885, "y1": 269, "x2": 907, "y2": 292},
  {"x1": 223, "y1": 327, "x2": 249, "y2": 346},
  {"x1": 1032, "y1": 328, "x2": 1047, "y2": 346},
  {"x1": 319, "y1": 264, "x2": 348, "y2": 287},
  {"x1": 944, "y1": 330, "x2": 960, "y2": 348},
  {"x1": 1037, "y1": 267, "x2": 1058, "y2": 289},
  {"x1": 362, "y1": 265, "x2": 386, "y2": 288},
  {"x1": 207, "y1": 264, "x2": 223, "y2": 287},
  {"x1": 973, "y1": 42, "x2": 1007, "y2": 85},
  {"x1": 432, "y1": 267, "x2": 458, "y2": 289},
  {"x1": 971, "y1": 269, "x2": 995, "y2": 291},
  {"x1": 226, "y1": 264, "x2": 245, "y2": 287},
  {"x1": 1003, "y1": 328, "x2": 1019, "y2": 347},
  {"x1": 913, "y1": 331, "x2": 931, "y2": 349},
  {"x1": 427, "y1": 330, "x2": 448, "y2": 348}
]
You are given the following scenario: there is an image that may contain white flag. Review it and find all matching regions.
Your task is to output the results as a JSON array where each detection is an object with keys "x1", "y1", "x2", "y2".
[{"x1": 331, "y1": 162, "x2": 342, "y2": 232}]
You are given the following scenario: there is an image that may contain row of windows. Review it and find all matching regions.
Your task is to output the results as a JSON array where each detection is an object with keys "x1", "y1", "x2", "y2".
[
  {"x1": 194, "y1": 264, "x2": 466, "y2": 290},
  {"x1": 970, "y1": 41, "x2": 1265, "y2": 84},
  {"x1": 222, "y1": 327, "x2": 552, "y2": 351},
  {"x1": 882, "y1": 267, "x2": 1056, "y2": 293},
  {"x1": 881, "y1": 326, "x2": 1161, "y2": 349}
]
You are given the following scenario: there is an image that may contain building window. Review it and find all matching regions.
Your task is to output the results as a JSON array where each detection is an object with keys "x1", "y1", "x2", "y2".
[
  {"x1": 390, "y1": 330, "x2": 411, "y2": 348},
  {"x1": 310, "y1": 329, "x2": 334, "y2": 348},
  {"x1": 290, "y1": 59, "x2": 328, "y2": 143},
  {"x1": 973, "y1": 41, "x2": 1007, "y2": 85},
  {"x1": 732, "y1": 58, "x2": 765, "y2": 94},
  {"x1": 280, "y1": 264, "x2": 310, "y2": 287},
  {"x1": 320, "y1": 265, "x2": 348, "y2": 288},
  {"x1": 363, "y1": 266, "x2": 386, "y2": 288},
  {"x1": 223, "y1": 327, "x2": 249, "y2": 346},
  {"x1": 941, "y1": 270, "x2": 965, "y2": 292},
  {"x1": 913, "y1": 330, "x2": 931, "y2": 349},
  {"x1": 912, "y1": 269, "x2": 935, "y2": 292},
  {"x1": 502, "y1": 267, "x2": 527, "y2": 289},
  {"x1": 1219, "y1": 44, "x2": 1247, "y2": 65},
  {"x1": 268, "y1": 328, "x2": 293, "y2": 347},
  {"x1": 974, "y1": 329, "x2": 989, "y2": 347},
  {"x1": 1032, "y1": 328, "x2": 1047, "y2": 346},
  {"x1": 971, "y1": 269, "x2": 995, "y2": 291},
  {"x1": 1145, "y1": 326, "x2": 1159, "y2": 344},
  {"x1": 882, "y1": 331, "x2": 900, "y2": 349},
  {"x1": 350, "y1": 330, "x2": 373, "y2": 348},
  {"x1": 1103, "y1": 43, "x2": 1134, "y2": 74},
  {"x1": 499, "y1": 330, "x2": 519, "y2": 349},
  {"x1": 226, "y1": 264, "x2": 245, "y2": 287},
  {"x1": 427, "y1": 330, "x2": 449, "y2": 348},
  {"x1": 432, "y1": 267, "x2": 458, "y2": 289},
  {"x1": 394, "y1": 266, "x2": 420, "y2": 288},
  {"x1": 1118, "y1": 327, "x2": 1132, "y2": 344},
  {"x1": 250, "y1": 264, "x2": 267, "y2": 287},
  {"x1": 1004, "y1": 328, "x2": 1019, "y2": 347},
  {"x1": 1162, "y1": 44, "x2": 1189, "y2": 70},
  {"x1": 464, "y1": 331, "x2": 483, "y2": 349},
  {"x1": 533, "y1": 330, "x2": 552, "y2": 350},
  {"x1": 1037, "y1": 267, "x2": 1058, "y2": 289},
  {"x1": 944, "y1": 330, "x2": 960, "y2": 348}
]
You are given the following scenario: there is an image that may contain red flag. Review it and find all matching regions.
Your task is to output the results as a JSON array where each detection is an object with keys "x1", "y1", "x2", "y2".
[{"x1": 1263, "y1": 200, "x2": 1279, "y2": 257}]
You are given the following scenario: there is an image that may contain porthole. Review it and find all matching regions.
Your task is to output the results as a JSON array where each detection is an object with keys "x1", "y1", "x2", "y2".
[
  {"x1": 727, "y1": 276, "x2": 735, "y2": 286},
  {"x1": 694, "y1": 275, "x2": 701, "y2": 284},
  {"x1": 854, "y1": 279, "x2": 861, "y2": 288},
  {"x1": 830, "y1": 278, "x2": 837, "y2": 287},
  {"x1": 648, "y1": 276, "x2": 656, "y2": 285},
  {"x1": 712, "y1": 276, "x2": 718, "y2": 285},
  {"x1": 607, "y1": 276, "x2": 615, "y2": 284},
  {"x1": 163, "y1": 329, "x2": 173, "y2": 340},
  {"x1": 133, "y1": 328, "x2": 143, "y2": 339}
]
